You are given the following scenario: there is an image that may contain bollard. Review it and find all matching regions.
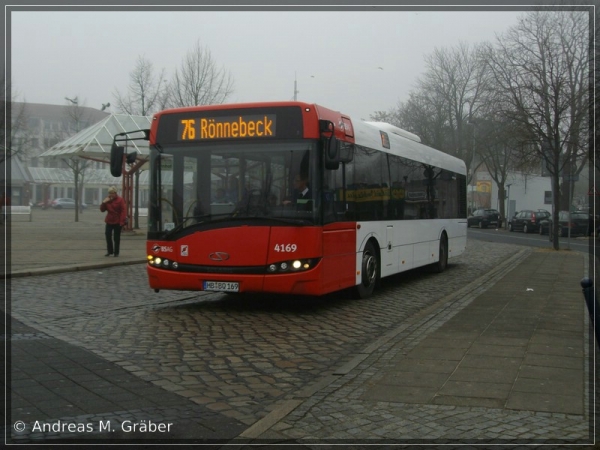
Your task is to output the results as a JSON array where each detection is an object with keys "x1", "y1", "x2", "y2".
[{"x1": 581, "y1": 277, "x2": 600, "y2": 345}]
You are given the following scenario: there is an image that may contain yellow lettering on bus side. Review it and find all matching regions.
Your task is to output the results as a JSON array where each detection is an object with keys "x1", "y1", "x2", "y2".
[
  {"x1": 195, "y1": 116, "x2": 274, "y2": 139},
  {"x1": 263, "y1": 116, "x2": 273, "y2": 136},
  {"x1": 181, "y1": 119, "x2": 196, "y2": 140},
  {"x1": 238, "y1": 116, "x2": 247, "y2": 137},
  {"x1": 200, "y1": 118, "x2": 208, "y2": 138}
]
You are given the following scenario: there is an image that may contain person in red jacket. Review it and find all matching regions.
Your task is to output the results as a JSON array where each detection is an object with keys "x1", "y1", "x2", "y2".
[{"x1": 100, "y1": 186, "x2": 127, "y2": 257}]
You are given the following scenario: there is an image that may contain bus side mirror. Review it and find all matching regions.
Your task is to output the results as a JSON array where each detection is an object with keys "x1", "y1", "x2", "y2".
[
  {"x1": 320, "y1": 119, "x2": 340, "y2": 170},
  {"x1": 324, "y1": 137, "x2": 340, "y2": 170},
  {"x1": 110, "y1": 143, "x2": 124, "y2": 177}
]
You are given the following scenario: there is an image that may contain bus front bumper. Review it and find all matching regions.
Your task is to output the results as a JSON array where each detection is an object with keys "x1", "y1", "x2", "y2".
[{"x1": 147, "y1": 265, "x2": 326, "y2": 296}]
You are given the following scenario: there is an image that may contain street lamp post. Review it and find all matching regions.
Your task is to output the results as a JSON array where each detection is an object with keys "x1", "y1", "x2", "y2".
[
  {"x1": 293, "y1": 72, "x2": 299, "y2": 101},
  {"x1": 505, "y1": 183, "x2": 512, "y2": 230},
  {"x1": 466, "y1": 121, "x2": 477, "y2": 214},
  {"x1": 293, "y1": 73, "x2": 315, "y2": 101}
]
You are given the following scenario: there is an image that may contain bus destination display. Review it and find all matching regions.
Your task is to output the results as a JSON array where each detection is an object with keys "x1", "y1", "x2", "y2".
[{"x1": 178, "y1": 114, "x2": 277, "y2": 141}]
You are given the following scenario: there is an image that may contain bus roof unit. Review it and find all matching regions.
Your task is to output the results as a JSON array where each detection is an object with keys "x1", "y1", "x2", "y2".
[
  {"x1": 353, "y1": 120, "x2": 466, "y2": 176},
  {"x1": 364, "y1": 122, "x2": 421, "y2": 143}
]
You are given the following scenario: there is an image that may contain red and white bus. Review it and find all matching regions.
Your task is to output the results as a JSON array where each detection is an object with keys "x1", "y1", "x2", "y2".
[{"x1": 112, "y1": 102, "x2": 467, "y2": 298}]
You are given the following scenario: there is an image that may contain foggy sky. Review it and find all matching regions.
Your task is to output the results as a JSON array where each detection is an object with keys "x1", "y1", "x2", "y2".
[{"x1": 10, "y1": 9, "x2": 524, "y2": 120}]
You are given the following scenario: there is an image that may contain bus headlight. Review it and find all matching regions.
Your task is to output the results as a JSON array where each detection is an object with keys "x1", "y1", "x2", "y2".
[
  {"x1": 147, "y1": 256, "x2": 178, "y2": 270},
  {"x1": 266, "y1": 258, "x2": 318, "y2": 273}
]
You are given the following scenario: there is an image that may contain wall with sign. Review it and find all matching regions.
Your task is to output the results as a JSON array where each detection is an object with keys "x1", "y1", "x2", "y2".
[{"x1": 489, "y1": 172, "x2": 552, "y2": 214}]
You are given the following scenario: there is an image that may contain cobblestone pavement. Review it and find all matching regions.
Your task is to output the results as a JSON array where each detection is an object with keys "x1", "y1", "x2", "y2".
[
  {"x1": 9, "y1": 243, "x2": 515, "y2": 417},
  {"x1": 6, "y1": 238, "x2": 595, "y2": 445},
  {"x1": 7, "y1": 208, "x2": 146, "y2": 276},
  {"x1": 258, "y1": 251, "x2": 593, "y2": 445}
]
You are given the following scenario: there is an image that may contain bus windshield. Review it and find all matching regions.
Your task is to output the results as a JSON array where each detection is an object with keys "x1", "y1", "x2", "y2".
[{"x1": 148, "y1": 141, "x2": 319, "y2": 236}]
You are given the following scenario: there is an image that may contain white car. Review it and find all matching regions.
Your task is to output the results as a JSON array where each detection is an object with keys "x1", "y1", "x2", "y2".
[{"x1": 50, "y1": 198, "x2": 87, "y2": 209}]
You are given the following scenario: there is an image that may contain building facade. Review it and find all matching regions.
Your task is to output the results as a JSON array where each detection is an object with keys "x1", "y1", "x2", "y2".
[{"x1": 7, "y1": 102, "x2": 151, "y2": 207}]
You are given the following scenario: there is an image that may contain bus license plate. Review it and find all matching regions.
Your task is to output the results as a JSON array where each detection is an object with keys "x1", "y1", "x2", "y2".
[{"x1": 203, "y1": 281, "x2": 239, "y2": 292}]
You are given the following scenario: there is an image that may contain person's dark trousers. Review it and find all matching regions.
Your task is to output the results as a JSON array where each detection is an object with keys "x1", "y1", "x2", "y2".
[{"x1": 105, "y1": 223, "x2": 122, "y2": 255}]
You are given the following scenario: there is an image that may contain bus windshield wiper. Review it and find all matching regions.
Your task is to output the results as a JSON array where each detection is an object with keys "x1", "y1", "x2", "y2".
[
  {"x1": 212, "y1": 215, "x2": 311, "y2": 226},
  {"x1": 166, "y1": 215, "x2": 310, "y2": 235},
  {"x1": 258, "y1": 216, "x2": 311, "y2": 225},
  {"x1": 165, "y1": 214, "x2": 230, "y2": 236}
]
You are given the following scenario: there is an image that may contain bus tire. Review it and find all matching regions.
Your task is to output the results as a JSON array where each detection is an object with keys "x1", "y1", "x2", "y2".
[
  {"x1": 430, "y1": 233, "x2": 448, "y2": 273},
  {"x1": 355, "y1": 240, "x2": 379, "y2": 299}
]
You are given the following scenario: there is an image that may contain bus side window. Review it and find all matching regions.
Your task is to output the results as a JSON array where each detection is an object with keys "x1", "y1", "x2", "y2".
[
  {"x1": 351, "y1": 147, "x2": 389, "y2": 222},
  {"x1": 323, "y1": 160, "x2": 349, "y2": 223},
  {"x1": 389, "y1": 154, "x2": 414, "y2": 220}
]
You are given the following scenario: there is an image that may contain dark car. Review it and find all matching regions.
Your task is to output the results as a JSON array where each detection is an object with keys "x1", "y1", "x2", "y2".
[
  {"x1": 50, "y1": 198, "x2": 87, "y2": 209},
  {"x1": 467, "y1": 208, "x2": 501, "y2": 229},
  {"x1": 508, "y1": 209, "x2": 550, "y2": 233},
  {"x1": 539, "y1": 210, "x2": 591, "y2": 238}
]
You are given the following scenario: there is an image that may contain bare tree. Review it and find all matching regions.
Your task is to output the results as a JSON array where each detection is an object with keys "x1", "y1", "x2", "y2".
[
  {"x1": 62, "y1": 156, "x2": 89, "y2": 222},
  {"x1": 418, "y1": 42, "x2": 489, "y2": 179},
  {"x1": 7, "y1": 104, "x2": 31, "y2": 164},
  {"x1": 0, "y1": 79, "x2": 32, "y2": 164},
  {"x1": 113, "y1": 56, "x2": 169, "y2": 116},
  {"x1": 168, "y1": 40, "x2": 234, "y2": 107},
  {"x1": 376, "y1": 43, "x2": 488, "y2": 191},
  {"x1": 395, "y1": 91, "x2": 451, "y2": 153},
  {"x1": 112, "y1": 56, "x2": 169, "y2": 228},
  {"x1": 52, "y1": 97, "x2": 92, "y2": 222},
  {"x1": 369, "y1": 109, "x2": 399, "y2": 125},
  {"x1": 483, "y1": 9, "x2": 590, "y2": 249},
  {"x1": 470, "y1": 116, "x2": 533, "y2": 222}
]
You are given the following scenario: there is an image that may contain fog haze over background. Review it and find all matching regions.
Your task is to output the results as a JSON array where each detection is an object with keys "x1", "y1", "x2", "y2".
[{"x1": 11, "y1": 9, "x2": 523, "y2": 119}]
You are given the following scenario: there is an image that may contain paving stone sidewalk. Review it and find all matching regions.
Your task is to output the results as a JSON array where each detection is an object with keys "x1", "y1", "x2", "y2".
[
  {"x1": 4, "y1": 210, "x2": 597, "y2": 446},
  {"x1": 5, "y1": 317, "x2": 251, "y2": 444},
  {"x1": 237, "y1": 250, "x2": 595, "y2": 445}
]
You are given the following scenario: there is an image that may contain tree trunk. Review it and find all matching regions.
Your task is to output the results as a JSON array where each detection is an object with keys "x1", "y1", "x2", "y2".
[
  {"x1": 551, "y1": 173, "x2": 561, "y2": 250},
  {"x1": 74, "y1": 170, "x2": 79, "y2": 223},
  {"x1": 497, "y1": 183, "x2": 506, "y2": 227}
]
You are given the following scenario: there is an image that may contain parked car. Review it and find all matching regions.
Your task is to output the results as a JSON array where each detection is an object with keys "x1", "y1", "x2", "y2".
[
  {"x1": 539, "y1": 210, "x2": 591, "y2": 238},
  {"x1": 50, "y1": 198, "x2": 87, "y2": 209},
  {"x1": 508, "y1": 209, "x2": 550, "y2": 234},
  {"x1": 467, "y1": 208, "x2": 501, "y2": 229}
]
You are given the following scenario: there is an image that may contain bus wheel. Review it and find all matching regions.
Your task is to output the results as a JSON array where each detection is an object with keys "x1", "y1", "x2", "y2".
[
  {"x1": 356, "y1": 241, "x2": 378, "y2": 299},
  {"x1": 431, "y1": 234, "x2": 448, "y2": 273}
]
